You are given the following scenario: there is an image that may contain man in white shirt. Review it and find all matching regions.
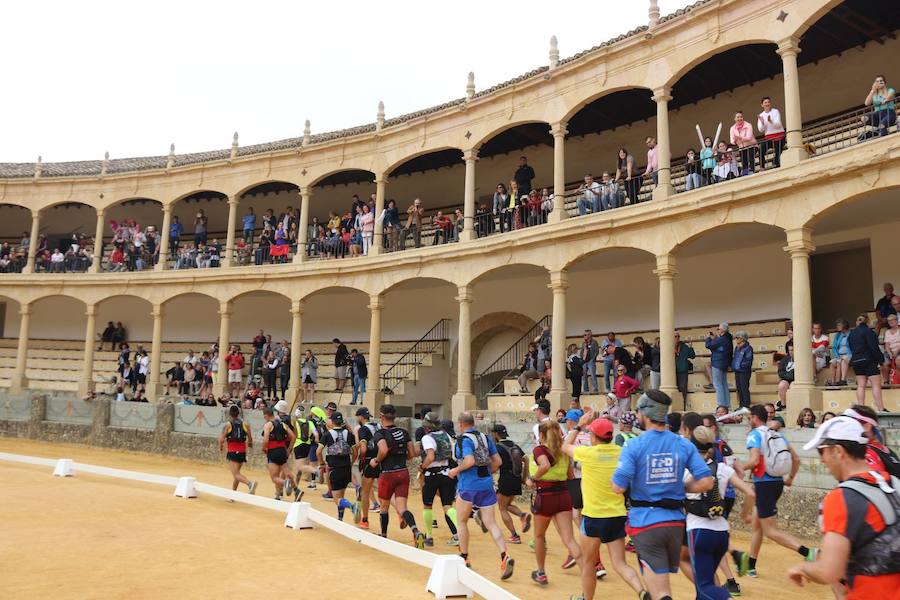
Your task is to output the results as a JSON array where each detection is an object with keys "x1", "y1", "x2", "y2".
[
  {"x1": 183, "y1": 350, "x2": 198, "y2": 367},
  {"x1": 757, "y1": 96, "x2": 785, "y2": 169},
  {"x1": 577, "y1": 174, "x2": 602, "y2": 216},
  {"x1": 531, "y1": 398, "x2": 565, "y2": 443},
  {"x1": 50, "y1": 248, "x2": 65, "y2": 272}
]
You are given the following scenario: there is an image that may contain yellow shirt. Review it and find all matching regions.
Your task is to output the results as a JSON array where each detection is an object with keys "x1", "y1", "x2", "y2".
[{"x1": 573, "y1": 443, "x2": 626, "y2": 519}]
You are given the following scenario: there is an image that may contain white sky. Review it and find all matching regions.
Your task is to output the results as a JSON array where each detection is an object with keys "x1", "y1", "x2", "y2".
[{"x1": 0, "y1": 0, "x2": 692, "y2": 163}]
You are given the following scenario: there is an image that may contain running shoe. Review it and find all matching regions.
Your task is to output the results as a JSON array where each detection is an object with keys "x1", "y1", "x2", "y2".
[
  {"x1": 372, "y1": 501, "x2": 380, "y2": 510},
  {"x1": 595, "y1": 560, "x2": 607, "y2": 579},
  {"x1": 355, "y1": 483, "x2": 362, "y2": 501},
  {"x1": 446, "y1": 534, "x2": 459, "y2": 547},
  {"x1": 725, "y1": 580, "x2": 742, "y2": 596},
  {"x1": 473, "y1": 510, "x2": 488, "y2": 533},
  {"x1": 531, "y1": 569, "x2": 548, "y2": 585},
  {"x1": 433, "y1": 519, "x2": 439, "y2": 529},
  {"x1": 506, "y1": 534, "x2": 522, "y2": 544},
  {"x1": 282, "y1": 480, "x2": 291, "y2": 497},
  {"x1": 359, "y1": 519, "x2": 369, "y2": 530},
  {"x1": 352, "y1": 502, "x2": 361, "y2": 524},
  {"x1": 520, "y1": 512, "x2": 532, "y2": 533},
  {"x1": 570, "y1": 596, "x2": 585, "y2": 600},
  {"x1": 805, "y1": 548, "x2": 819, "y2": 562},
  {"x1": 561, "y1": 555, "x2": 578, "y2": 569},
  {"x1": 415, "y1": 531, "x2": 426, "y2": 550},
  {"x1": 274, "y1": 494, "x2": 282, "y2": 501},
  {"x1": 731, "y1": 550, "x2": 750, "y2": 577},
  {"x1": 639, "y1": 592, "x2": 652, "y2": 600},
  {"x1": 294, "y1": 488, "x2": 304, "y2": 503},
  {"x1": 626, "y1": 539, "x2": 636, "y2": 553},
  {"x1": 322, "y1": 491, "x2": 333, "y2": 499},
  {"x1": 747, "y1": 568, "x2": 758, "y2": 578},
  {"x1": 306, "y1": 482, "x2": 317, "y2": 490},
  {"x1": 248, "y1": 481, "x2": 258, "y2": 495},
  {"x1": 500, "y1": 556, "x2": 515, "y2": 580},
  {"x1": 424, "y1": 537, "x2": 434, "y2": 548}
]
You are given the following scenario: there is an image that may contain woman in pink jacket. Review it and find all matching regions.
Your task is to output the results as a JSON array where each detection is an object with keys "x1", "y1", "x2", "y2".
[{"x1": 729, "y1": 111, "x2": 757, "y2": 176}]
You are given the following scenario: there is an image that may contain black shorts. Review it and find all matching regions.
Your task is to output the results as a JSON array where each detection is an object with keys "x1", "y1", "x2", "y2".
[
  {"x1": 226, "y1": 451, "x2": 246, "y2": 463},
  {"x1": 329, "y1": 466, "x2": 352, "y2": 491},
  {"x1": 422, "y1": 471, "x2": 456, "y2": 506},
  {"x1": 304, "y1": 375, "x2": 314, "y2": 384},
  {"x1": 581, "y1": 515, "x2": 627, "y2": 544},
  {"x1": 723, "y1": 496, "x2": 735, "y2": 519},
  {"x1": 361, "y1": 462, "x2": 381, "y2": 479},
  {"x1": 294, "y1": 444, "x2": 311, "y2": 460},
  {"x1": 497, "y1": 475, "x2": 522, "y2": 498},
  {"x1": 567, "y1": 478, "x2": 584, "y2": 510},
  {"x1": 266, "y1": 447, "x2": 288, "y2": 466},
  {"x1": 852, "y1": 358, "x2": 881, "y2": 377},
  {"x1": 754, "y1": 480, "x2": 784, "y2": 519}
]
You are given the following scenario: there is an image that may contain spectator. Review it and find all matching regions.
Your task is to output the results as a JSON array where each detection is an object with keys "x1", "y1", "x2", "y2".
[
  {"x1": 359, "y1": 204, "x2": 374, "y2": 254},
  {"x1": 811, "y1": 321, "x2": 830, "y2": 379},
  {"x1": 475, "y1": 203, "x2": 494, "y2": 237},
  {"x1": 581, "y1": 330, "x2": 600, "y2": 394},
  {"x1": 674, "y1": 332, "x2": 695, "y2": 406},
  {"x1": 401, "y1": 198, "x2": 423, "y2": 250},
  {"x1": 821, "y1": 411, "x2": 836, "y2": 423},
  {"x1": 705, "y1": 323, "x2": 733, "y2": 409},
  {"x1": 848, "y1": 314, "x2": 885, "y2": 411},
  {"x1": 757, "y1": 96, "x2": 785, "y2": 169},
  {"x1": 875, "y1": 282, "x2": 897, "y2": 333},
  {"x1": 264, "y1": 349, "x2": 279, "y2": 400},
  {"x1": 513, "y1": 156, "x2": 535, "y2": 197},
  {"x1": 714, "y1": 404, "x2": 742, "y2": 425},
  {"x1": 431, "y1": 211, "x2": 453, "y2": 245},
  {"x1": 349, "y1": 348, "x2": 367, "y2": 406},
  {"x1": 166, "y1": 361, "x2": 184, "y2": 394},
  {"x1": 883, "y1": 314, "x2": 900, "y2": 382},
  {"x1": 333, "y1": 338, "x2": 350, "y2": 393},
  {"x1": 600, "y1": 332, "x2": 621, "y2": 392},
  {"x1": 347, "y1": 228, "x2": 363, "y2": 257},
  {"x1": 492, "y1": 183, "x2": 509, "y2": 230},
  {"x1": 534, "y1": 326, "x2": 551, "y2": 375},
  {"x1": 644, "y1": 137, "x2": 658, "y2": 186},
  {"x1": 226, "y1": 345, "x2": 245, "y2": 397},
  {"x1": 113, "y1": 322, "x2": 127, "y2": 348},
  {"x1": 452, "y1": 208, "x2": 464, "y2": 241},
  {"x1": 566, "y1": 343, "x2": 583, "y2": 404},
  {"x1": 731, "y1": 331, "x2": 753, "y2": 408},
  {"x1": 98, "y1": 321, "x2": 116, "y2": 351},
  {"x1": 121, "y1": 360, "x2": 137, "y2": 392},
  {"x1": 729, "y1": 111, "x2": 756, "y2": 175},
  {"x1": 525, "y1": 190, "x2": 542, "y2": 226},
  {"x1": 381, "y1": 199, "x2": 401, "y2": 251},
  {"x1": 648, "y1": 337, "x2": 661, "y2": 391},
  {"x1": 777, "y1": 345, "x2": 795, "y2": 410},
  {"x1": 611, "y1": 364, "x2": 640, "y2": 416},
  {"x1": 796, "y1": 407, "x2": 816, "y2": 429},
  {"x1": 242, "y1": 206, "x2": 256, "y2": 245},
  {"x1": 712, "y1": 141, "x2": 739, "y2": 182},
  {"x1": 506, "y1": 180, "x2": 522, "y2": 232},
  {"x1": 517, "y1": 342, "x2": 540, "y2": 393},
  {"x1": 830, "y1": 318, "x2": 852, "y2": 386},
  {"x1": 136, "y1": 349, "x2": 149, "y2": 392},
  {"x1": 577, "y1": 174, "x2": 601, "y2": 216},
  {"x1": 864, "y1": 75, "x2": 896, "y2": 137},
  {"x1": 632, "y1": 336, "x2": 653, "y2": 388},
  {"x1": 49, "y1": 248, "x2": 65, "y2": 272},
  {"x1": 193, "y1": 209, "x2": 208, "y2": 246},
  {"x1": 684, "y1": 149, "x2": 702, "y2": 191}
]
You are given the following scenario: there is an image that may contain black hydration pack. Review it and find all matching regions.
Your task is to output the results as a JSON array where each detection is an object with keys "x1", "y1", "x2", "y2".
[{"x1": 685, "y1": 461, "x2": 726, "y2": 520}]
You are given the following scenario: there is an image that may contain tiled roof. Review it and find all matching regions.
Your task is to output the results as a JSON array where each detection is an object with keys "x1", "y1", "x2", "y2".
[{"x1": 0, "y1": 1, "x2": 707, "y2": 179}]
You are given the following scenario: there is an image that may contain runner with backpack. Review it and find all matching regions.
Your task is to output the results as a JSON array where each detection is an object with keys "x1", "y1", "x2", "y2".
[
  {"x1": 732, "y1": 404, "x2": 816, "y2": 578},
  {"x1": 844, "y1": 405, "x2": 900, "y2": 477},
  {"x1": 261, "y1": 407, "x2": 300, "y2": 501},
  {"x1": 291, "y1": 405, "x2": 320, "y2": 494},
  {"x1": 418, "y1": 412, "x2": 459, "y2": 547},
  {"x1": 217, "y1": 404, "x2": 258, "y2": 495},
  {"x1": 354, "y1": 406, "x2": 381, "y2": 530},
  {"x1": 788, "y1": 415, "x2": 900, "y2": 598},
  {"x1": 491, "y1": 424, "x2": 531, "y2": 544},
  {"x1": 320, "y1": 411, "x2": 358, "y2": 521}
]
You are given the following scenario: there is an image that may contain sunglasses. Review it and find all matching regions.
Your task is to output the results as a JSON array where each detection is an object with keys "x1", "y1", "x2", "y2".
[{"x1": 816, "y1": 445, "x2": 833, "y2": 456}]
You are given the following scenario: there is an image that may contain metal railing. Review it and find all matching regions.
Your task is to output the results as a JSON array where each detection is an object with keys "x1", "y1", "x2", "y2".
[
  {"x1": 802, "y1": 104, "x2": 898, "y2": 158},
  {"x1": 473, "y1": 314, "x2": 551, "y2": 407},
  {"x1": 380, "y1": 318, "x2": 451, "y2": 394}
]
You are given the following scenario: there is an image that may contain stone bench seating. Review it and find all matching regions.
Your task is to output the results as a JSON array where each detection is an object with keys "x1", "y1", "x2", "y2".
[{"x1": 0, "y1": 337, "x2": 418, "y2": 354}]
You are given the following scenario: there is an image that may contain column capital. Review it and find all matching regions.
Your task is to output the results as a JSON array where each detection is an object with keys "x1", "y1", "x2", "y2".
[
  {"x1": 151, "y1": 304, "x2": 165, "y2": 318},
  {"x1": 653, "y1": 254, "x2": 678, "y2": 278},
  {"x1": 368, "y1": 294, "x2": 384, "y2": 311},
  {"x1": 455, "y1": 285, "x2": 473, "y2": 303},
  {"x1": 227, "y1": 196, "x2": 239, "y2": 206},
  {"x1": 31, "y1": 211, "x2": 41, "y2": 221},
  {"x1": 462, "y1": 148, "x2": 479, "y2": 162},
  {"x1": 218, "y1": 301, "x2": 232, "y2": 317},
  {"x1": 19, "y1": 304, "x2": 31, "y2": 316},
  {"x1": 776, "y1": 37, "x2": 801, "y2": 57},
  {"x1": 95, "y1": 207, "x2": 106, "y2": 218},
  {"x1": 290, "y1": 299, "x2": 305, "y2": 315},
  {"x1": 299, "y1": 186, "x2": 312, "y2": 198},
  {"x1": 784, "y1": 227, "x2": 815, "y2": 256},
  {"x1": 652, "y1": 86, "x2": 672, "y2": 103},
  {"x1": 374, "y1": 176, "x2": 387, "y2": 186},
  {"x1": 548, "y1": 269, "x2": 569, "y2": 291},
  {"x1": 550, "y1": 121, "x2": 569, "y2": 138},
  {"x1": 162, "y1": 203, "x2": 173, "y2": 214},
  {"x1": 85, "y1": 303, "x2": 96, "y2": 317}
]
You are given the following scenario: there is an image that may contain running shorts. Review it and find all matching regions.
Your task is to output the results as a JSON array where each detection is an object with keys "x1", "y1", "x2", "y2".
[
  {"x1": 754, "y1": 480, "x2": 784, "y2": 519},
  {"x1": 531, "y1": 486, "x2": 572, "y2": 517},
  {"x1": 497, "y1": 474, "x2": 522, "y2": 498},
  {"x1": 457, "y1": 488, "x2": 498, "y2": 509},
  {"x1": 632, "y1": 523, "x2": 684, "y2": 574},
  {"x1": 329, "y1": 466, "x2": 352, "y2": 491},
  {"x1": 378, "y1": 469, "x2": 409, "y2": 499},
  {"x1": 581, "y1": 515, "x2": 627, "y2": 544},
  {"x1": 567, "y1": 478, "x2": 584, "y2": 510},
  {"x1": 266, "y1": 447, "x2": 288, "y2": 466},
  {"x1": 422, "y1": 472, "x2": 456, "y2": 506},
  {"x1": 226, "y1": 451, "x2": 246, "y2": 464},
  {"x1": 294, "y1": 444, "x2": 311, "y2": 460}
]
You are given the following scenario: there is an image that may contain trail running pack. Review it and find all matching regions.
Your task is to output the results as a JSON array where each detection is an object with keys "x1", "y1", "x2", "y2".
[
  {"x1": 498, "y1": 439, "x2": 525, "y2": 479},
  {"x1": 227, "y1": 419, "x2": 247, "y2": 443},
  {"x1": 269, "y1": 419, "x2": 288, "y2": 442},
  {"x1": 685, "y1": 461, "x2": 727, "y2": 519},
  {"x1": 364, "y1": 422, "x2": 382, "y2": 456},
  {"x1": 871, "y1": 445, "x2": 900, "y2": 479},
  {"x1": 456, "y1": 431, "x2": 492, "y2": 477},
  {"x1": 761, "y1": 427, "x2": 792, "y2": 478},
  {"x1": 325, "y1": 428, "x2": 352, "y2": 457},
  {"x1": 838, "y1": 473, "x2": 900, "y2": 582}
]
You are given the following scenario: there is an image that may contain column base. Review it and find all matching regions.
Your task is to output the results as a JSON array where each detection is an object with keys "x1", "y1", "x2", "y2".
[
  {"x1": 459, "y1": 229, "x2": 475, "y2": 243},
  {"x1": 146, "y1": 380, "x2": 161, "y2": 403},
  {"x1": 286, "y1": 385, "x2": 301, "y2": 407},
  {"x1": 292, "y1": 252, "x2": 306, "y2": 264},
  {"x1": 547, "y1": 208, "x2": 568, "y2": 224},
  {"x1": 77, "y1": 379, "x2": 94, "y2": 399},
  {"x1": 451, "y1": 392, "x2": 476, "y2": 416},
  {"x1": 786, "y1": 384, "x2": 822, "y2": 425},
  {"x1": 9, "y1": 376, "x2": 29, "y2": 393},
  {"x1": 546, "y1": 390, "x2": 571, "y2": 413},
  {"x1": 154, "y1": 261, "x2": 167, "y2": 272},
  {"x1": 363, "y1": 391, "x2": 385, "y2": 412},
  {"x1": 212, "y1": 382, "x2": 227, "y2": 398},
  {"x1": 781, "y1": 145, "x2": 806, "y2": 168},
  {"x1": 652, "y1": 184, "x2": 675, "y2": 201},
  {"x1": 370, "y1": 235, "x2": 384, "y2": 256},
  {"x1": 659, "y1": 385, "x2": 682, "y2": 411}
]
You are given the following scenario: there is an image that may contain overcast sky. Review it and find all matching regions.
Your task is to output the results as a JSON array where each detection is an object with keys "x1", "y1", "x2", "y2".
[{"x1": 1, "y1": 0, "x2": 691, "y2": 163}]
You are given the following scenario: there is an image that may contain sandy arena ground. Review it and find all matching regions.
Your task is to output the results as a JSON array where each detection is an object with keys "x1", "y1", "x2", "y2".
[{"x1": 0, "y1": 438, "x2": 829, "y2": 599}]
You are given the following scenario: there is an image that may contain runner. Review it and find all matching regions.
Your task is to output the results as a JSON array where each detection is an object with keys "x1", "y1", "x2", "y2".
[
  {"x1": 273, "y1": 400, "x2": 296, "y2": 498},
  {"x1": 353, "y1": 406, "x2": 381, "y2": 530},
  {"x1": 320, "y1": 411, "x2": 358, "y2": 521},
  {"x1": 611, "y1": 391, "x2": 713, "y2": 600},
  {"x1": 564, "y1": 408, "x2": 606, "y2": 578},
  {"x1": 732, "y1": 404, "x2": 816, "y2": 578},
  {"x1": 526, "y1": 420, "x2": 582, "y2": 586},
  {"x1": 844, "y1": 405, "x2": 900, "y2": 476},
  {"x1": 307, "y1": 404, "x2": 328, "y2": 490},
  {"x1": 291, "y1": 405, "x2": 319, "y2": 495},
  {"x1": 491, "y1": 423, "x2": 531, "y2": 544},
  {"x1": 684, "y1": 425, "x2": 755, "y2": 600},
  {"x1": 217, "y1": 404, "x2": 257, "y2": 495},
  {"x1": 260, "y1": 407, "x2": 300, "y2": 501},
  {"x1": 788, "y1": 415, "x2": 900, "y2": 598},
  {"x1": 369, "y1": 404, "x2": 426, "y2": 548},
  {"x1": 561, "y1": 410, "x2": 648, "y2": 600},
  {"x1": 418, "y1": 412, "x2": 459, "y2": 547},
  {"x1": 614, "y1": 411, "x2": 639, "y2": 447},
  {"x1": 449, "y1": 411, "x2": 514, "y2": 579}
]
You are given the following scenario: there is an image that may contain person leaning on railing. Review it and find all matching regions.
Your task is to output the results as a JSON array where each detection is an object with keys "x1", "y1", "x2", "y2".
[
  {"x1": 729, "y1": 111, "x2": 757, "y2": 176},
  {"x1": 864, "y1": 75, "x2": 897, "y2": 138},
  {"x1": 684, "y1": 150, "x2": 702, "y2": 191},
  {"x1": 757, "y1": 96, "x2": 785, "y2": 169}
]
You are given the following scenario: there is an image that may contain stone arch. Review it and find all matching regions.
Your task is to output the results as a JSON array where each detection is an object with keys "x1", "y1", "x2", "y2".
[
  {"x1": 469, "y1": 120, "x2": 552, "y2": 157},
  {"x1": 663, "y1": 39, "x2": 779, "y2": 94},
  {"x1": 384, "y1": 147, "x2": 464, "y2": 179},
  {"x1": 464, "y1": 261, "x2": 549, "y2": 288},
  {"x1": 309, "y1": 168, "x2": 376, "y2": 188},
  {"x1": 235, "y1": 179, "x2": 302, "y2": 199},
  {"x1": 560, "y1": 85, "x2": 655, "y2": 126}
]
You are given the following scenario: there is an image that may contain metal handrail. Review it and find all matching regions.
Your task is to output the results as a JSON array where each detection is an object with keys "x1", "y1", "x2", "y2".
[
  {"x1": 380, "y1": 318, "x2": 451, "y2": 393},
  {"x1": 473, "y1": 314, "x2": 551, "y2": 404}
]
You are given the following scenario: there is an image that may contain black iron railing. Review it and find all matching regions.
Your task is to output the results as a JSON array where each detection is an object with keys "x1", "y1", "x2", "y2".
[
  {"x1": 380, "y1": 318, "x2": 451, "y2": 394},
  {"x1": 473, "y1": 314, "x2": 551, "y2": 406}
]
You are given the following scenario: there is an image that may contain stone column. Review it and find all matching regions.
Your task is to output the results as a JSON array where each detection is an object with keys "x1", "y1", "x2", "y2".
[
  {"x1": 778, "y1": 37, "x2": 805, "y2": 167},
  {"x1": 451, "y1": 285, "x2": 476, "y2": 415},
  {"x1": 287, "y1": 300, "x2": 304, "y2": 405},
  {"x1": 157, "y1": 205, "x2": 172, "y2": 271},
  {"x1": 294, "y1": 187, "x2": 311, "y2": 263},
  {"x1": 213, "y1": 301, "x2": 231, "y2": 397},
  {"x1": 547, "y1": 270, "x2": 570, "y2": 410},
  {"x1": 23, "y1": 211, "x2": 40, "y2": 274},
  {"x1": 460, "y1": 150, "x2": 477, "y2": 242},
  {"x1": 785, "y1": 228, "x2": 821, "y2": 422},
  {"x1": 222, "y1": 195, "x2": 239, "y2": 267},
  {"x1": 78, "y1": 303, "x2": 97, "y2": 398},
  {"x1": 365, "y1": 294, "x2": 385, "y2": 409},
  {"x1": 146, "y1": 304, "x2": 164, "y2": 401},
  {"x1": 652, "y1": 87, "x2": 674, "y2": 201},
  {"x1": 655, "y1": 255, "x2": 679, "y2": 404},
  {"x1": 371, "y1": 178, "x2": 386, "y2": 256},
  {"x1": 90, "y1": 208, "x2": 105, "y2": 273},
  {"x1": 11, "y1": 303, "x2": 31, "y2": 391},
  {"x1": 549, "y1": 121, "x2": 569, "y2": 223}
]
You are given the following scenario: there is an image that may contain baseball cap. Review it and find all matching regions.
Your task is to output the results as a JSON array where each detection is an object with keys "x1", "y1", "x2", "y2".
[
  {"x1": 273, "y1": 400, "x2": 288, "y2": 414},
  {"x1": 588, "y1": 418, "x2": 614, "y2": 440},
  {"x1": 355, "y1": 407, "x2": 371, "y2": 418},
  {"x1": 802, "y1": 416, "x2": 868, "y2": 451},
  {"x1": 531, "y1": 399, "x2": 551, "y2": 414},
  {"x1": 331, "y1": 411, "x2": 345, "y2": 426},
  {"x1": 565, "y1": 409, "x2": 584, "y2": 423},
  {"x1": 424, "y1": 412, "x2": 441, "y2": 429},
  {"x1": 325, "y1": 402, "x2": 338, "y2": 411},
  {"x1": 491, "y1": 423, "x2": 509, "y2": 437}
]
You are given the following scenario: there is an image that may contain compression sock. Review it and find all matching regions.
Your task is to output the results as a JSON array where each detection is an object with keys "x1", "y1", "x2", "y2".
[
  {"x1": 380, "y1": 512, "x2": 389, "y2": 537},
  {"x1": 798, "y1": 545, "x2": 810, "y2": 557},
  {"x1": 445, "y1": 512, "x2": 458, "y2": 535},
  {"x1": 446, "y1": 506, "x2": 458, "y2": 528},
  {"x1": 748, "y1": 557, "x2": 757, "y2": 570},
  {"x1": 402, "y1": 510, "x2": 418, "y2": 531},
  {"x1": 423, "y1": 508, "x2": 434, "y2": 537}
]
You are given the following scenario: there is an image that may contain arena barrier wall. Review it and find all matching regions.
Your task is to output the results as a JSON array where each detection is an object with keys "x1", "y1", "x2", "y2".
[{"x1": 0, "y1": 451, "x2": 518, "y2": 600}]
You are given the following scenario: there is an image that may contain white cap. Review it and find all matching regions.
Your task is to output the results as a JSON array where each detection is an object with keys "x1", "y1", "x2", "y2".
[
  {"x1": 802, "y1": 416, "x2": 868, "y2": 451},
  {"x1": 273, "y1": 400, "x2": 288, "y2": 414}
]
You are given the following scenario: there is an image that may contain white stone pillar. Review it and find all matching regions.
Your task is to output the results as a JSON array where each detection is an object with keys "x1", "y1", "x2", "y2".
[
  {"x1": 371, "y1": 178, "x2": 386, "y2": 255},
  {"x1": 157, "y1": 205, "x2": 172, "y2": 271},
  {"x1": 460, "y1": 150, "x2": 477, "y2": 242},
  {"x1": 652, "y1": 87, "x2": 674, "y2": 200},
  {"x1": 213, "y1": 301, "x2": 231, "y2": 397},
  {"x1": 451, "y1": 285, "x2": 476, "y2": 415},
  {"x1": 90, "y1": 209, "x2": 105, "y2": 273},
  {"x1": 778, "y1": 37, "x2": 805, "y2": 167},
  {"x1": 147, "y1": 304, "x2": 164, "y2": 401},
  {"x1": 287, "y1": 300, "x2": 303, "y2": 404},
  {"x1": 365, "y1": 294, "x2": 385, "y2": 409},
  {"x1": 294, "y1": 187, "x2": 311, "y2": 263},
  {"x1": 655, "y1": 255, "x2": 679, "y2": 403},
  {"x1": 785, "y1": 228, "x2": 821, "y2": 422},
  {"x1": 547, "y1": 270, "x2": 570, "y2": 410},
  {"x1": 78, "y1": 303, "x2": 97, "y2": 397},
  {"x1": 223, "y1": 196, "x2": 239, "y2": 267},
  {"x1": 549, "y1": 121, "x2": 568, "y2": 223},
  {"x1": 23, "y1": 212, "x2": 40, "y2": 274},
  {"x1": 11, "y1": 303, "x2": 31, "y2": 391}
]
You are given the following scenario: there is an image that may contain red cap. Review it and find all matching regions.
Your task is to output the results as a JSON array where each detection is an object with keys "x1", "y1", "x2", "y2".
[{"x1": 588, "y1": 418, "x2": 614, "y2": 440}]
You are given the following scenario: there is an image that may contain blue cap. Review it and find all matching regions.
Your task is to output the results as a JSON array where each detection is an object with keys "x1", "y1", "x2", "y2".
[{"x1": 565, "y1": 409, "x2": 584, "y2": 423}]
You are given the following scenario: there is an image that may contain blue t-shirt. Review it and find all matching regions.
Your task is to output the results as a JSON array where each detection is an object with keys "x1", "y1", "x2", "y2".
[
  {"x1": 454, "y1": 429, "x2": 497, "y2": 493},
  {"x1": 170, "y1": 221, "x2": 183, "y2": 239},
  {"x1": 242, "y1": 214, "x2": 256, "y2": 230},
  {"x1": 746, "y1": 426, "x2": 787, "y2": 483},
  {"x1": 612, "y1": 428, "x2": 712, "y2": 528}
]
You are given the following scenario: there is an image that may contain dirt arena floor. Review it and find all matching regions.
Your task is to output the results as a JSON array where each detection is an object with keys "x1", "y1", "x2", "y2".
[{"x1": 0, "y1": 438, "x2": 829, "y2": 599}]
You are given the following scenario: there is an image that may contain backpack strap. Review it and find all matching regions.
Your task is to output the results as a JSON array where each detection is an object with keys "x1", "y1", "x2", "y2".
[{"x1": 839, "y1": 475, "x2": 900, "y2": 527}]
